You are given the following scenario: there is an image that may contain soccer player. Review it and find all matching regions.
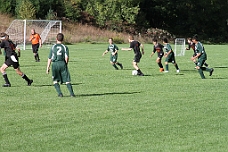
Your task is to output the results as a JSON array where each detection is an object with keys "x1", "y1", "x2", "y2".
[
  {"x1": 163, "y1": 38, "x2": 180, "y2": 73},
  {"x1": 0, "y1": 33, "x2": 33, "y2": 87},
  {"x1": 2, "y1": 35, "x2": 21, "y2": 61},
  {"x1": 29, "y1": 28, "x2": 42, "y2": 62},
  {"x1": 186, "y1": 37, "x2": 208, "y2": 67},
  {"x1": 191, "y1": 35, "x2": 214, "y2": 79},
  {"x1": 46, "y1": 33, "x2": 75, "y2": 97},
  {"x1": 102, "y1": 38, "x2": 123, "y2": 70},
  {"x1": 121, "y1": 35, "x2": 144, "y2": 76},
  {"x1": 150, "y1": 38, "x2": 164, "y2": 72}
]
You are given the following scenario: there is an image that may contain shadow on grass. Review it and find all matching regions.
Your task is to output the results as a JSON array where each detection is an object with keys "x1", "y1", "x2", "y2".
[
  {"x1": 213, "y1": 66, "x2": 228, "y2": 69},
  {"x1": 33, "y1": 83, "x2": 83, "y2": 87},
  {"x1": 210, "y1": 77, "x2": 228, "y2": 79},
  {"x1": 79, "y1": 91, "x2": 141, "y2": 97}
]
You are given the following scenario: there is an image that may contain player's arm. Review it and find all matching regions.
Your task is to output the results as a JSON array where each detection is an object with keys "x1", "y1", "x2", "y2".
[
  {"x1": 16, "y1": 47, "x2": 21, "y2": 57},
  {"x1": 102, "y1": 50, "x2": 109, "y2": 56},
  {"x1": 29, "y1": 35, "x2": 33, "y2": 41},
  {"x1": 186, "y1": 44, "x2": 190, "y2": 50},
  {"x1": 150, "y1": 52, "x2": 155, "y2": 57},
  {"x1": 191, "y1": 52, "x2": 201, "y2": 61},
  {"x1": 112, "y1": 49, "x2": 118, "y2": 56},
  {"x1": 65, "y1": 56, "x2": 69, "y2": 64},
  {"x1": 46, "y1": 58, "x2": 52, "y2": 74},
  {"x1": 165, "y1": 49, "x2": 172, "y2": 57},
  {"x1": 121, "y1": 48, "x2": 132, "y2": 51},
  {"x1": 39, "y1": 35, "x2": 42, "y2": 47},
  {"x1": 150, "y1": 48, "x2": 156, "y2": 57},
  {"x1": 140, "y1": 43, "x2": 144, "y2": 55}
]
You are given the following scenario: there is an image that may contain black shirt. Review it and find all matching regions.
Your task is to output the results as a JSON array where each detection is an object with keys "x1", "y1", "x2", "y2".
[
  {"x1": 130, "y1": 40, "x2": 141, "y2": 55},
  {"x1": 0, "y1": 40, "x2": 16, "y2": 57}
]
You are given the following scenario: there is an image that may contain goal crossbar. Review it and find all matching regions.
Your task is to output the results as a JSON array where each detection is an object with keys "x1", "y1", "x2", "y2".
[{"x1": 5, "y1": 19, "x2": 62, "y2": 50}]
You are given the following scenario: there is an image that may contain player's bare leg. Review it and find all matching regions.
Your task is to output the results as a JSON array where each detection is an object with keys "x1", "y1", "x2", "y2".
[
  {"x1": 0, "y1": 63, "x2": 11, "y2": 87},
  {"x1": 15, "y1": 67, "x2": 33, "y2": 86},
  {"x1": 133, "y1": 61, "x2": 144, "y2": 76}
]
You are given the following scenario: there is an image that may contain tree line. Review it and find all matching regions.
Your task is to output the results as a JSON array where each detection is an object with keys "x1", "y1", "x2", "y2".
[{"x1": 1, "y1": 0, "x2": 228, "y2": 43}]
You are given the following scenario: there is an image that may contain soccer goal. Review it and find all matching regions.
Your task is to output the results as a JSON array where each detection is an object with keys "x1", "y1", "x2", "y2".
[
  {"x1": 174, "y1": 38, "x2": 186, "y2": 56},
  {"x1": 5, "y1": 19, "x2": 62, "y2": 50}
]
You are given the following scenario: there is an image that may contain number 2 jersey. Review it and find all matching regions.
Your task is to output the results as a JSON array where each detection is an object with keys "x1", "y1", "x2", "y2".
[{"x1": 48, "y1": 43, "x2": 69, "y2": 62}]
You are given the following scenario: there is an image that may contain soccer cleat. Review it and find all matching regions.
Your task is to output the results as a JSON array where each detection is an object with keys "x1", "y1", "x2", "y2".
[
  {"x1": 71, "y1": 94, "x2": 76, "y2": 97},
  {"x1": 58, "y1": 93, "x2": 63, "y2": 97},
  {"x1": 2, "y1": 83, "x2": 11, "y2": 87},
  {"x1": 120, "y1": 64, "x2": 123, "y2": 69},
  {"x1": 176, "y1": 69, "x2": 180, "y2": 73},
  {"x1": 163, "y1": 71, "x2": 169, "y2": 73},
  {"x1": 160, "y1": 68, "x2": 164, "y2": 72},
  {"x1": 137, "y1": 73, "x2": 144, "y2": 76},
  {"x1": 209, "y1": 68, "x2": 214, "y2": 76},
  {"x1": 27, "y1": 80, "x2": 33, "y2": 86}
]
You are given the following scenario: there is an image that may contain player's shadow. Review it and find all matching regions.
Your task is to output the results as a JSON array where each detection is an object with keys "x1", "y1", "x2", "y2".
[
  {"x1": 34, "y1": 83, "x2": 83, "y2": 87},
  {"x1": 79, "y1": 91, "x2": 141, "y2": 97},
  {"x1": 214, "y1": 66, "x2": 228, "y2": 69}
]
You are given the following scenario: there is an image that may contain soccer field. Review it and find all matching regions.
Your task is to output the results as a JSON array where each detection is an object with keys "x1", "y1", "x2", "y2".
[{"x1": 1, "y1": 43, "x2": 228, "y2": 151}]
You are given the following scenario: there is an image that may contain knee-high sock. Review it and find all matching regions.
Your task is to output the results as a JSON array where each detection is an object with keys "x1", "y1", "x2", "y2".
[
  {"x1": 158, "y1": 62, "x2": 163, "y2": 68},
  {"x1": 3, "y1": 73, "x2": 10, "y2": 84},
  {"x1": 22, "y1": 73, "x2": 30, "y2": 82},
  {"x1": 54, "y1": 83, "x2": 62, "y2": 94},
  {"x1": 198, "y1": 68, "x2": 205, "y2": 79},
  {"x1": 66, "y1": 83, "x2": 75, "y2": 96}
]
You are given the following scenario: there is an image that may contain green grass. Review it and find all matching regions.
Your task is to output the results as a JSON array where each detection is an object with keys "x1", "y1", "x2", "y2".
[{"x1": 1, "y1": 43, "x2": 228, "y2": 152}]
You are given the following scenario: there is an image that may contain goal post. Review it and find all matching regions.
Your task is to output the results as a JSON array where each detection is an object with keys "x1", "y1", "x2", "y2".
[
  {"x1": 5, "y1": 19, "x2": 62, "y2": 50},
  {"x1": 174, "y1": 38, "x2": 186, "y2": 56}
]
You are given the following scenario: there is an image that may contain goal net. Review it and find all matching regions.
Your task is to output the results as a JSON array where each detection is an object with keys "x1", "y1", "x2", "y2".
[
  {"x1": 5, "y1": 19, "x2": 62, "y2": 50},
  {"x1": 174, "y1": 38, "x2": 186, "y2": 56}
]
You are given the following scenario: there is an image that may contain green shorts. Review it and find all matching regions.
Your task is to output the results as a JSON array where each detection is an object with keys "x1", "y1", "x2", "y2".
[
  {"x1": 51, "y1": 61, "x2": 71, "y2": 83},
  {"x1": 110, "y1": 54, "x2": 118, "y2": 63},
  {"x1": 165, "y1": 53, "x2": 176, "y2": 63},
  {"x1": 197, "y1": 59, "x2": 206, "y2": 67}
]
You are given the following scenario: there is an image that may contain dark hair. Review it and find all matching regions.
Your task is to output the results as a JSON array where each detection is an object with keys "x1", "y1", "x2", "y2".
[
  {"x1": 163, "y1": 38, "x2": 168, "y2": 43},
  {"x1": 57, "y1": 33, "x2": 64, "y2": 41},
  {"x1": 152, "y1": 38, "x2": 157, "y2": 42},
  {"x1": 192, "y1": 34, "x2": 199, "y2": 41},
  {"x1": 0, "y1": 32, "x2": 7, "y2": 37},
  {"x1": 109, "y1": 38, "x2": 113, "y2": 41}
]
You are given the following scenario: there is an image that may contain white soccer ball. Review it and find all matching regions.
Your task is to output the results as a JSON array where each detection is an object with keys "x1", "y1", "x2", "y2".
[{"x1": 132, "y1": 70, "x2": 138, "y2": 75}]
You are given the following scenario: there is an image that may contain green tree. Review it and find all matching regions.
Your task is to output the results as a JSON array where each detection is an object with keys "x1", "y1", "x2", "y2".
[
  {"x1": 64, "y1": 0, "x2": 81, "y2": 20},
  {"x1": 16, "y1": 0, "x2": 36, "y2": 19},
  {"x1": 86, "y1": 0, "x2": 139, "y2": 29},
  {"x1": 0, "y1": 0, "x2": 16, "y2": 15}
]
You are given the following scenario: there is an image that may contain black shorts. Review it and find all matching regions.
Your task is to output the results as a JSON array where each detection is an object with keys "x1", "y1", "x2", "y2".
[
  {"x1": 32, "y1": 43, "x2": 40, "y2": 53},
  {"x1": 133, "y1": 53, "x2": 142, "y2": 63},
  {"x1": 5, "y1": 54, "x2": 19, "y2": 69},
  {"x1": 157, "y1": 52, "x2": 164, "y2": 59}
]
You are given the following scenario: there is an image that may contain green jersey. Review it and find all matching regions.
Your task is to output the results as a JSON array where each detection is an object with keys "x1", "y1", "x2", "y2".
[
  {"x1": 164, "y1": 43, "x2": 174, "y2": 56},
  {"x1": 107, "y1": 44, "x2": 119, "y2": 63},
  {"x1": 107, "y1": 44, "x2": 118, "y2": 54},
  {"x1": 195, "y1": 42, "x2": 207, "y2": 60},
  {"x1": 48, "y1": 44, "x2": 69, "y2": 62},
  {"x1": 48, "y1": 43, "x2": 71, "y2": 83}
]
